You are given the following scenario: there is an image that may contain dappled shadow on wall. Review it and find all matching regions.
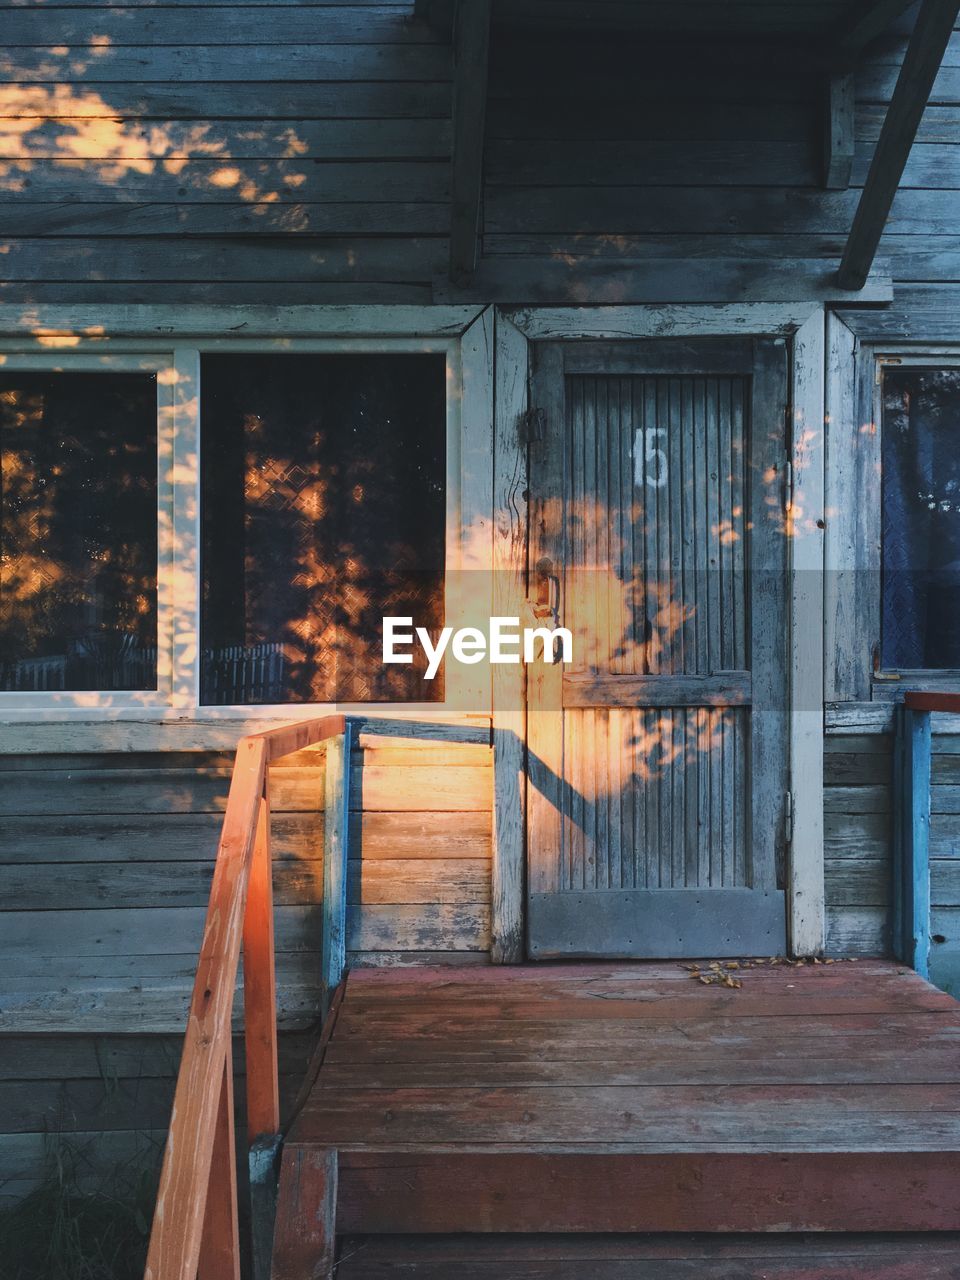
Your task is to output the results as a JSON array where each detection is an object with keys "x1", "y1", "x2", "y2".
[{"x1": 199, "y1": 353, "x2": 447, "y2": 705}]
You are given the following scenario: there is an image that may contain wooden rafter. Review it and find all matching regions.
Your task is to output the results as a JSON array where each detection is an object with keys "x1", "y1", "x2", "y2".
[
  {"x1": 838, "y1": 0, "x2": 960, "y2": 290},
  {"x1": 449, "y1": 0, "x2": 492, "y2": 283}
]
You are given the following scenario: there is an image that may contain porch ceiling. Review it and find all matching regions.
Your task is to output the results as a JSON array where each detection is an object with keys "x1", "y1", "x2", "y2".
[{"x1": 435, "y1": 0, "x2": 958, "y2": 300}]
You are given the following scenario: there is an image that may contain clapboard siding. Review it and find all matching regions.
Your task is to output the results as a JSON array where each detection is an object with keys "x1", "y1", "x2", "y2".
[
  {"x1": 824, "y1": 734, "x2": 894, "y2": 957},
  {"x1": 824, "y1": 733, "x2": 960, "y2": 995},
  {"x1": 0, "y1": 2, "x2": 450, "y2": 300},
  {"x1": 0, "y1": 1032, "x2": 315, "y2": 1203},
  {"x1": 0, "y1": 9, "x2": 958, "y2": 302},
  {"x1": 0, "y1": 119, "x2": 453, "y2": 159},
  {"x1": 0, "y1": 733, "x2": 491, "y2": 1200},
  {"x1": 1, "y1": 6, "x2": 443, "y2": 45},
  {"x1": 0, "y1": 738, "x2": 493, "y2": 1035}
]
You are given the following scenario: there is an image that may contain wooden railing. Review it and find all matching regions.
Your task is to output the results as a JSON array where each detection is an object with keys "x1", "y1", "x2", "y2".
[
  {"x1": 893, "y1": 692, "x2": 960, "y2": 979},
  {"x1": 144, "y1": 714, "x2": 352, "y2": 1280}
]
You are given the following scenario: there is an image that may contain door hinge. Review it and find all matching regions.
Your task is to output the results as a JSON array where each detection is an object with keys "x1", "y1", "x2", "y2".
[
  {"x1": 784, "y1": 791, "x2": 794, "y2": 845},
  {"x1": 784, "y1": 458, "x2": 794, "y2": 514},
  {"x1": 519, "y1": 406, "x2": 546, "y2": 445}
]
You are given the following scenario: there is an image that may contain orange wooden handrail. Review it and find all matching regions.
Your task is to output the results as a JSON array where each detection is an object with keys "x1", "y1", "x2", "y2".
[{"x1": 144, "y1": 715, "x2": 347, "y2": 1280}]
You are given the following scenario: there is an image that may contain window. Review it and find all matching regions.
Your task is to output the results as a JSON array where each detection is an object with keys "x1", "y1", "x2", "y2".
[
  {"x1": 0, "y1": 370, "x2": 159, "y2": 692},
  {"x1": 882, "y1": 366, "x2": 960, "y2": 670},
  {"x1": 199, "y1": 354, "x2": 446, "y2": 705}
]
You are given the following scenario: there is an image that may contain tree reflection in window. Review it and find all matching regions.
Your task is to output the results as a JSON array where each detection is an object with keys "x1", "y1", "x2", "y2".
[
  {"x1": 200, "y1": 354, "x2": 446, "y2": 704},
  {"x1": 882, "y1": 368, "x2": 960, "y2": 670},
  {"x1": 0, "y1": 373, "x2": 158, "y2": 692}
]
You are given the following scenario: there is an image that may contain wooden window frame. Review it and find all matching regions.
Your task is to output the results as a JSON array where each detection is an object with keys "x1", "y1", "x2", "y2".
[
  {"x1": 874, "y1": 352, "x2": 960, "y2": 693},
  {"x1": 826, "y1": 322, "x2": 960, "y2": 703},
  {"x1": 0, "y1": 305, "x2": 494, "y2": 725}
]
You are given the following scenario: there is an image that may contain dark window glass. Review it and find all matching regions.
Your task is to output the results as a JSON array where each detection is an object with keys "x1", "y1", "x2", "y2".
[
  {"x1": 0, "y1": 372, "x2": 158, "y2": 692},
  {"x1": 200, "y1": 354, "x2": 446, "y2": 704},
  {"x1": 882, "y1": 368, "x2": 960, "y2": 669}
]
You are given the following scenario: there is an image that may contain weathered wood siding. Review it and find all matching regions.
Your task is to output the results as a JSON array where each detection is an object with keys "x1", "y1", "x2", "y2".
[
  {"x1": 0, "y1": 736, "x2": 492, "y2": 1035},
  {"x1": 0, "y1": 1032, "x2": 311, "y2": 1204},
  {"x1": 0, "y1": 7, "x2": 957, "y2": 307},
  {"x1": 0, "y1": 733, "x2": 491, "y2": 1197},
  {"x1": 0, "y1": 2, "x2": 452, "y2": 302},
  {"x1": 825, "y1": 730, "x2": 960, "y2": 995}
]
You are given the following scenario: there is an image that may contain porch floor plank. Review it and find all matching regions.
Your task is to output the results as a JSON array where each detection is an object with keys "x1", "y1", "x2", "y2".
[{"x1": 285, "y1": 961, "x2": 960, "y2": 1237}]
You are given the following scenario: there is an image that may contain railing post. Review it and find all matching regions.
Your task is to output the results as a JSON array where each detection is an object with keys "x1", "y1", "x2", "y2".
[
  {"x1": 196, "y1": 1056, "x2": 241, "y2": 1280},
  {"x1": 321, "y1": 721, "x2": 353, "y2": 1009},
  {"x1": 243, "y1": 786, "x2": 280, "y2": 1140},
  {"x1": 902, "y1": 705, "x2": 932, "y2": 979},
  {"x1": 243, "y1": 781, "x2": 282, "y2": 1280}
]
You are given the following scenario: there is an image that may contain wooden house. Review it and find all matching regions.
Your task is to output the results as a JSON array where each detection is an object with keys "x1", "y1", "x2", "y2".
[{"x1": 1, "y1": 0, "x2": 960, "y2": 1275}]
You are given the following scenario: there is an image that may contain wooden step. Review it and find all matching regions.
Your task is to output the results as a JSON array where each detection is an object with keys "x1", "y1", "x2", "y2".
[
  {"x1": 272, "y1": 962, "x2": 960, "y2": 1275},
  {"x1": 333, "y1": 1233, "x2": 960, "y2": 1279}
]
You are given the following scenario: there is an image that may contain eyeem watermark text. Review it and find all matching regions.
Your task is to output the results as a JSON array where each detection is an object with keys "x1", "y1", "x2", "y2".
[{"x1": 383, "y1": 616, "x2": 573, "y2": 681}]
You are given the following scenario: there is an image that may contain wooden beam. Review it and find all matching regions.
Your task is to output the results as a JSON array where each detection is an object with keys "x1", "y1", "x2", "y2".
[
  {"x1": 823, "y1": 71, "x2": 855, "y2": 188},
  {"x1": 895, "y1": 705, "x2": 932, "y2": 978},
  {"x1": 490, "y1": 312, "x2": 528, "y2": 964},
  {"x1": 838, "y1": 0, "x2": 960, "y2": 290},
  {"x1": 449, "y1": 0, "x2": 492, "y2": 283},
  {"x1": 321, "y1": 726, "x2": 353, "y2": 1004},
  {"x1": 788, "y1": 309, "x2": 826, "y2": 957},
  {"x1": 832, "y1": 0, "x2": 917, "y2": 59},
  {"x1": 435, "y1": 257, "x2": 894, "y2": 304},
  {"x1": 242, "y1": 792, "x2": 280, "y2": 1142},
  {"x1": 272, "y1": 1146, "x2": 338, "y2": 1280}
]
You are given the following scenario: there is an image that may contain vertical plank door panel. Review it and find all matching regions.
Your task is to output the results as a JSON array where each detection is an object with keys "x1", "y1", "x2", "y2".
[{"x1": 526, "y1": 338, "x2": 789, "y2": 958}]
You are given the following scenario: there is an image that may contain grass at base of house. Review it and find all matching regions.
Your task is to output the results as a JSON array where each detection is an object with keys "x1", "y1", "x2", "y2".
[{"x1": 0, "y1": 1139, "x2": 158, "y2": 1280}]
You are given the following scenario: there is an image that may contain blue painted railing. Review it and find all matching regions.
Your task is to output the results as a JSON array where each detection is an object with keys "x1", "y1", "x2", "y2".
[{"x1": 892, "y1": 693, "x2": 960, "y2": 978}]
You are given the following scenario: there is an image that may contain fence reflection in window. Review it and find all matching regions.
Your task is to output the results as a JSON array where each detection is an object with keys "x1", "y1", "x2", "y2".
[
  {"x1": 0, "y1": 372, "x2": 158, "y2": 692},
  {"x1": 200, "y1": 353, "x2": 446, "y2": 705}
]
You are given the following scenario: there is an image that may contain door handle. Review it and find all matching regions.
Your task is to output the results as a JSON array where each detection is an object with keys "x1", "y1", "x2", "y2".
[{"x1": 533, "y1": 556, "x2": 560, "y2": 627}]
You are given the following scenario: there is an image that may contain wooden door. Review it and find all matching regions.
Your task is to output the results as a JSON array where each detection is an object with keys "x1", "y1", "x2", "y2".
[{"x1": 526, "y1": 338, "x2": 789, "y2": 958}]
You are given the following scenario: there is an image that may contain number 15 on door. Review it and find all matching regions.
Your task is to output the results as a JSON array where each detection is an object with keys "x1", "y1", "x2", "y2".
[{"x1": 635, "y1": 427, "x2": 668, "y2": 489}]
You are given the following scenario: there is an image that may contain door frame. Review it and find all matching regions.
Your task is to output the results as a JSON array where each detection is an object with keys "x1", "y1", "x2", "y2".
[{"x1": 490, "y1": 303, "x2": 826, "y2": 961}]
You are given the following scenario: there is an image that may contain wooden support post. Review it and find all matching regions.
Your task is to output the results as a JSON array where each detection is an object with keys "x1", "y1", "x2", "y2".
[
  {"x1": 838, "y1": 0, "x2": 960, "y2": 289},
  {"x1": 892, "y1": 704, "x2": 907, "y2": 961},
  {"x1": 243, "y1": 791, "x2": 280, "y2": 1142},
  {"x1": 271, "y1": 1146, "x2": 338, "y2": 1280},
  {"x1": 901, "y1": 706, "x2": 932, "y2": 978},
  {"x1": 823, "y1": 72, "x2": 855, "y2": 188},
  {"x1": 449, "y1": 0, "x2": 492, "y2": 283},
  {"x1": 788, "y1": 310, "x2": 826, "y2": 955},
  {"x1": 321, "y1": 725, "x2": 353, "y2": 1004},
  {"x1": 243, "y1": 789, "x2": 281, "y2": 1280},
  {"x1": 249, "y1": 1135, "x2": 282, "y2": 1280},
  {"x1": 490, "y1": 313, "x2": 529, "y2": 963},
  {"x1": 197, "y1": 1058, "x2": 241, "y2": 1280}
]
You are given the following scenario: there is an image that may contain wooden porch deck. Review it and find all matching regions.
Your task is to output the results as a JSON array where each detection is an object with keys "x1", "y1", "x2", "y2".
[{"x1": 272, "y1": 959, "x2": 960, "y2": 1277}]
